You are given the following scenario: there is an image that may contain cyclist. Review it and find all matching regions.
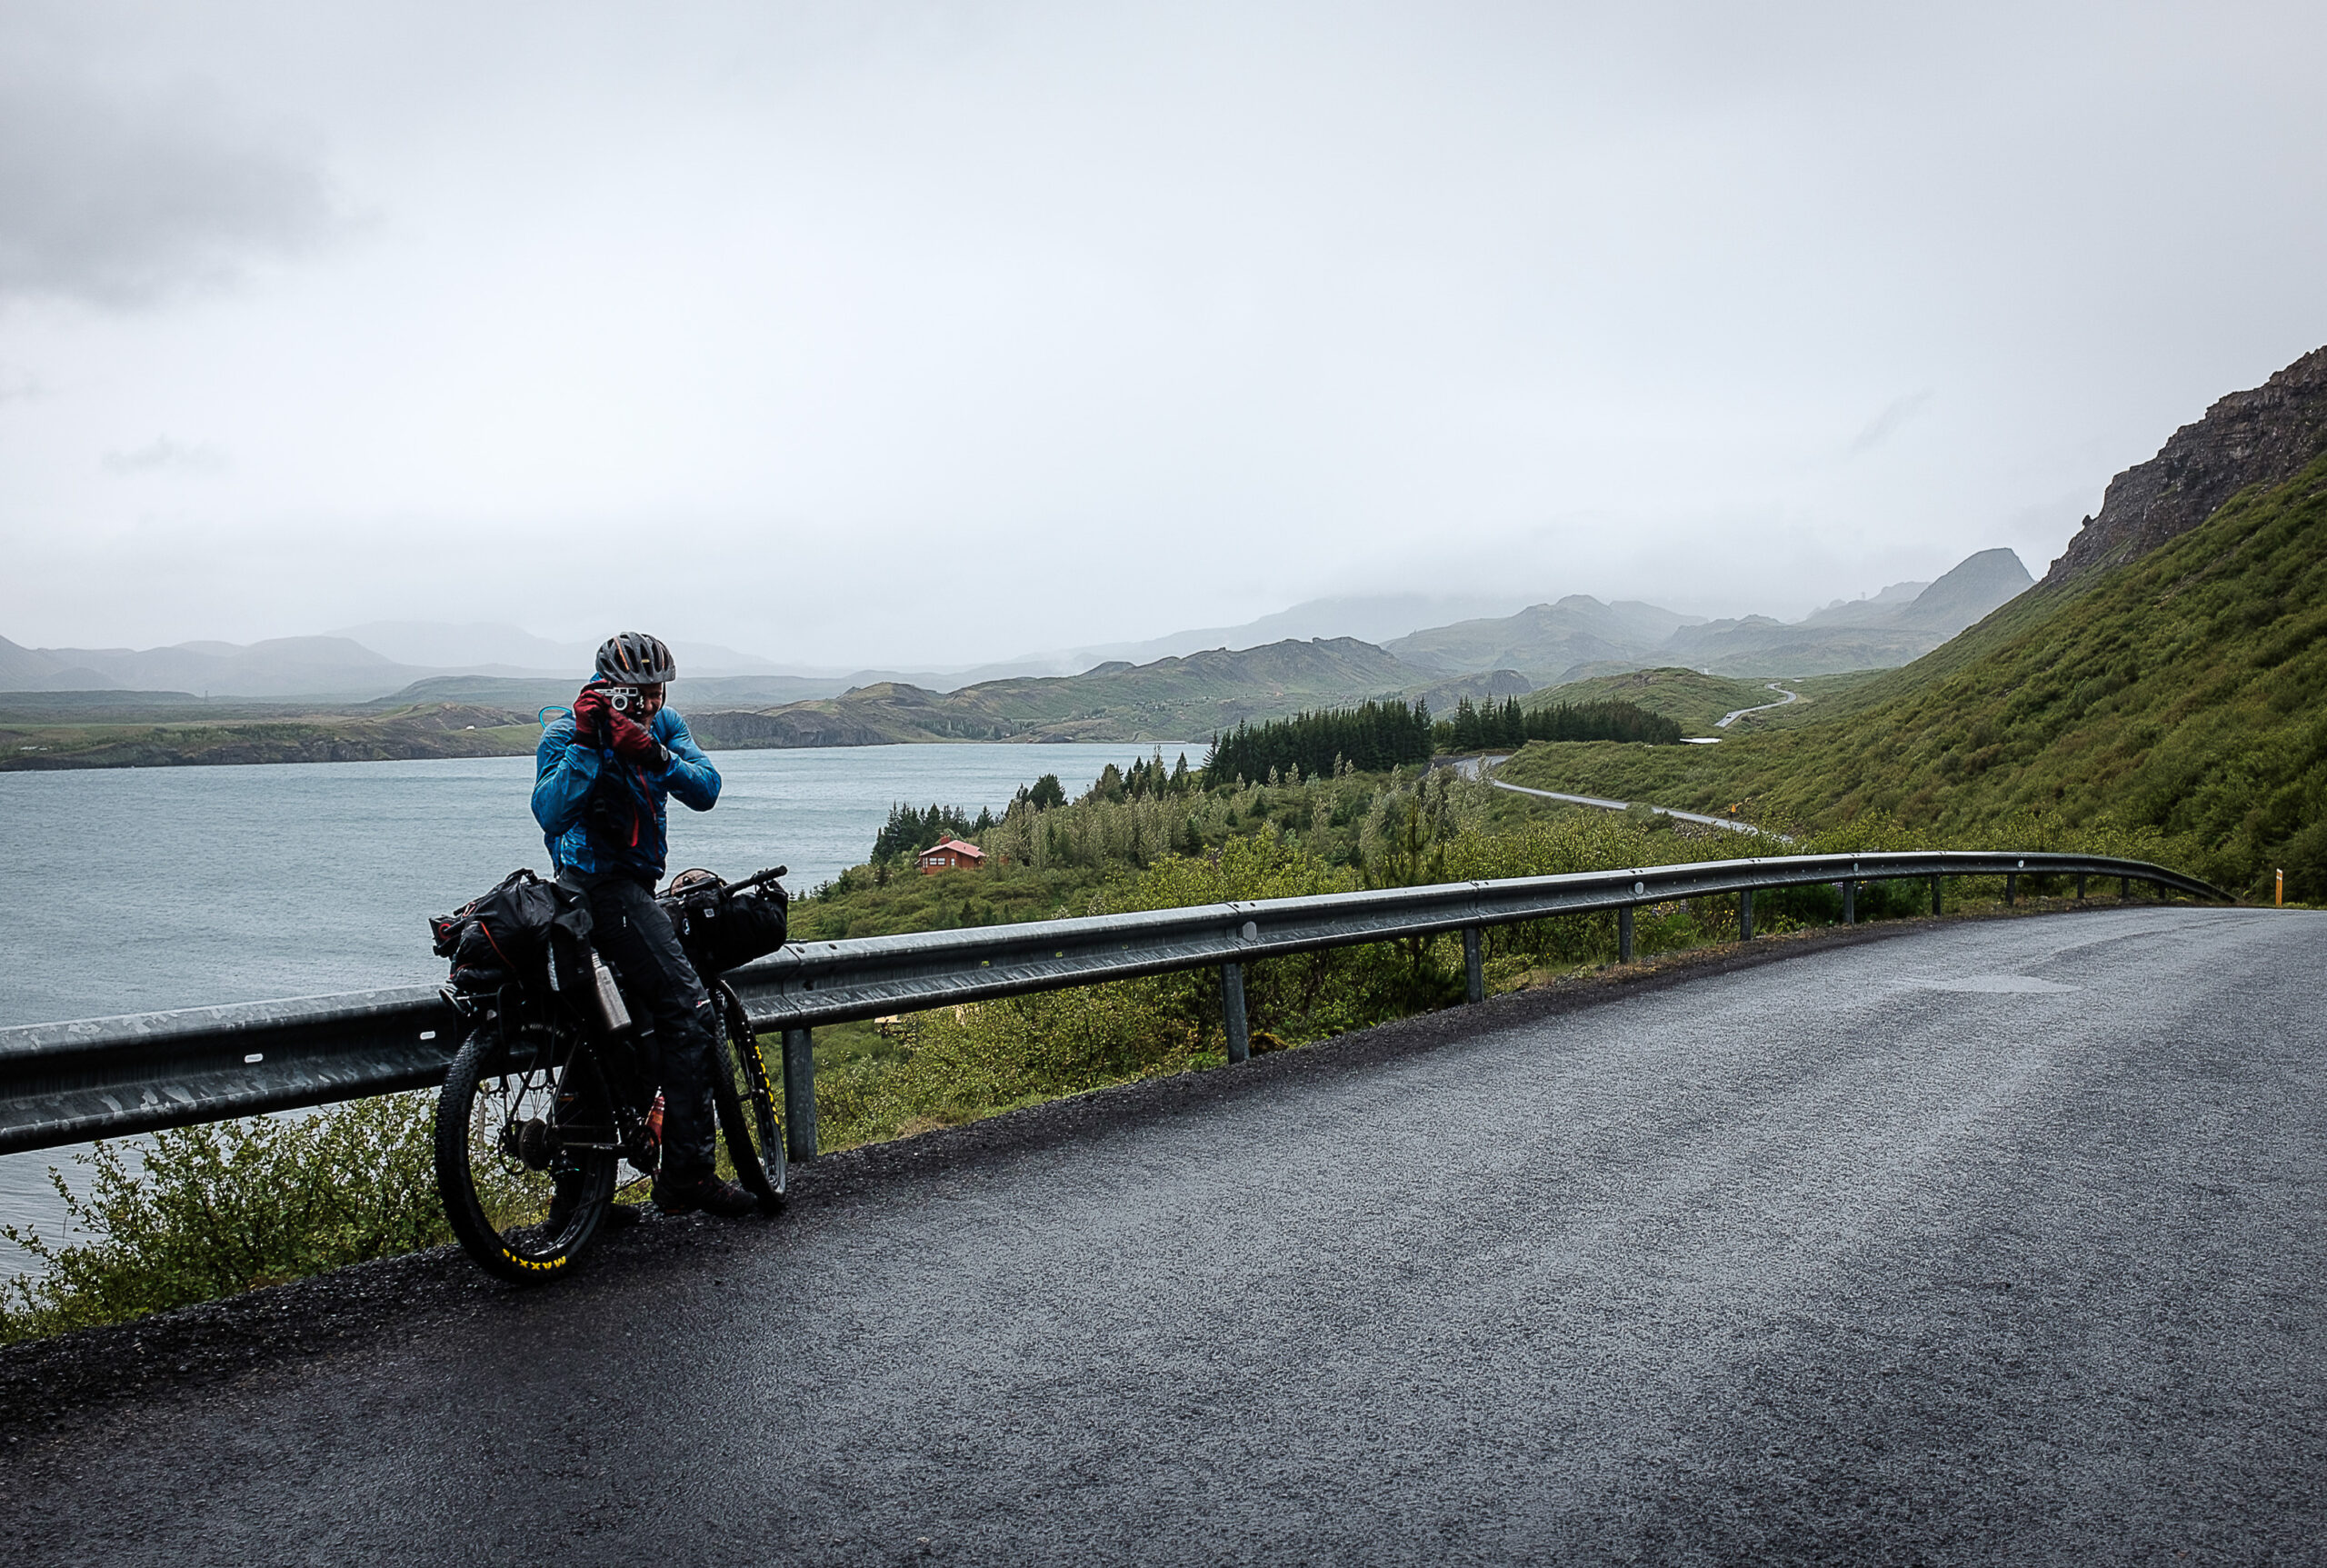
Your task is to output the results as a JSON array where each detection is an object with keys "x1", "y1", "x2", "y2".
[{"x1": 533, "y1": 631, "x2": 757, "y2": 1218}]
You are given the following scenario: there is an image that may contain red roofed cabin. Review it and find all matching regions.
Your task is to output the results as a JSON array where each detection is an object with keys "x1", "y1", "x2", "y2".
[{"x1": 917, "y1": 838, "x2": 986, "y2": 874}]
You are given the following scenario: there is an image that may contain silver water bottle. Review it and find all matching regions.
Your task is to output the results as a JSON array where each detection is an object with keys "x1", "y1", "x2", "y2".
[{"x1": 590, "y1": 954, "x2": 633, "y2": 1034}]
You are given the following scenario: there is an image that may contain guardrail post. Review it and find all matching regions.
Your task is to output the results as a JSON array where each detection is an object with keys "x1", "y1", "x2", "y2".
[
  {"x1": 783, "y1": 1026, "x2": 818, "y2": 1161},
  {"x1": 1739, "y1": 889, "x2": 1754, "y2": 941},
  {"x1": 2005, "y1": 874, "x2": 2017, "y2": 906},
  {"x1": 1222, "y1": 963, "x2": 1251, "y2": 1064},
  {"x1": 1842, "y1": 880, "x2": 1855, "y2": 925},
  {"x1": 1931, "y1": 874, "x2": 1942, "y2": 916},
  {"x1": 2077, "y1": 873, "x2": 2086, "y2": 900},
  {"x1": 1463, "y1": 926, "x2": 1484, "y2": 1004},
  {"x1": 1618, "y1": 905, "x2": 1634, "y2": 963},
  {"x1": 2121, "y1": 874, "x2": 2131, "y2": 901}
]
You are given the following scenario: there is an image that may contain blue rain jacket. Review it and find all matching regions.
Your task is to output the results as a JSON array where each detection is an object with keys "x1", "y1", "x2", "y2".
[{"x1": 533, "y1": 680, "x2": 721, "y2": 884}]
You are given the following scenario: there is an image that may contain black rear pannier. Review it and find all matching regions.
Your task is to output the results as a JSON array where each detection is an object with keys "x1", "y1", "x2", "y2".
[
  {"x1": 430, "y1": 868, "x2": 594, "y2": 994},
  {"x1": 658, "y1": 868, "x2": 789, "y2": 978}
]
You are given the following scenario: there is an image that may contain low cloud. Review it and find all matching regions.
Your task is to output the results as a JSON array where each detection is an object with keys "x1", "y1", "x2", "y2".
[
  {"x1": 101, "y1": 437, "x2": 229, "y2": 476},
  {"x1": 1848, "y1": 390, "x2": 1935, "y2": 455},
  {"x1": 0, "y1": 67, "x2": 341, "y2": 308}
]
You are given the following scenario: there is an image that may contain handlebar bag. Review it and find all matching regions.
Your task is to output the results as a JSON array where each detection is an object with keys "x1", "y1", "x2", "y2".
[
  {"x1": 430, "y1": 868, "x2": 594, "y2": 995},
  {"x1": 658, "y1": 868, "x2": 789, "y2": 978}
]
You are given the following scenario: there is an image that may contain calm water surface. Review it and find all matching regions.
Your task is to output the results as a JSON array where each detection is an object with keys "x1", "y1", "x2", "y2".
[{"x1": 0, "y1": 741, "x2": 1192, "y2": 1277}]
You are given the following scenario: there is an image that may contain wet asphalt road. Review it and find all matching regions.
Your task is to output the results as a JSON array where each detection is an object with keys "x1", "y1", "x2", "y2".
[{"x1": 8, "y1": 906, "x2": 2326, "y2": 1565}]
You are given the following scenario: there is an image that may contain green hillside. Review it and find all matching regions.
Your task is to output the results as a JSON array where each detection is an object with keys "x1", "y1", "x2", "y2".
[
  {"x1": 1518, "y1": 666, "x2": 1893, "y2": 734},
  {"x1": 1523, "y1": 668, "x2": 1778, "y2": 733},
  {"x1": 690, "y1": 637, "x2": 1465, "y2": 748},
  {"x1": 0, "y1": 703, "x2": 539, "y2": 770},
  {"x1": 1495, "y1": 453, "x2": 2327, "y2": 897}
]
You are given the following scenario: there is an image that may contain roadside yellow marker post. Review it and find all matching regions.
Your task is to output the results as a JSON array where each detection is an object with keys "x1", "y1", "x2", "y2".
[{"x1": 2278, "y1": 868, "x2": 2285, "y2": 907}]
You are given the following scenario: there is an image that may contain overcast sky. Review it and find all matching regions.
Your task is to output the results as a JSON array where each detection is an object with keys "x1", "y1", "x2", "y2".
[{"x1": 4, "y1": 0, "x2": 2323, "y2": 667}]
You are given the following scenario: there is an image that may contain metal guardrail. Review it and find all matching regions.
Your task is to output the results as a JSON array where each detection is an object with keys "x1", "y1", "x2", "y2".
[{"x1": 0, "y1": 851, "x2": 2226, "y2": 1158}]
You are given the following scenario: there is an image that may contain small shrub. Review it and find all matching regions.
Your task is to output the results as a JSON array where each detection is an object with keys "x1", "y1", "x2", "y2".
[{"x1": 0, "y1": 1093, "x2": 448, "y2": 1344}]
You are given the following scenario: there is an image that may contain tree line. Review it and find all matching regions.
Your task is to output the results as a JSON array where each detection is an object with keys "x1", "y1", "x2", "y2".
[
  {"x1": 1434, "y1": 694, "x2": 1682, "y2": 750},
  {"x1": 1203, "y1": 699, "x2": 1435, "y2": 784},
  {"x1": 872, "y1": 801, "x2": 998, "y2": 862},
  {"x1": 1203, "y1": 694, "x2": 1680, "y2": 783}
]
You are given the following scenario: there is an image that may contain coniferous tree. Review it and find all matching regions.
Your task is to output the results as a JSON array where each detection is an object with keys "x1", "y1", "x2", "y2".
[
  {"x1": 1203, "y1": 699, "x2": 1435, "y2": 784},
  {"x1": 1425, "y1": 695, "x2": 1681, "y2": 749}
]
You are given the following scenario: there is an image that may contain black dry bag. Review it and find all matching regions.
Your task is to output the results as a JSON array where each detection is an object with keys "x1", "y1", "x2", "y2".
[
  {"x1": 430, "y1": 868, "x2": 593, "y2": 995},
  {"x1": 657, "y1": 868, "x2": 789, "y2": 978}
]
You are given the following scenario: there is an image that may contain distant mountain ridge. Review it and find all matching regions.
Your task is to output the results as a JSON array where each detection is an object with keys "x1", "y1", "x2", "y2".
[
  {"x1": 687, "y1": 637, "x2": 1528, "y2": 750},
  {"x1": 1362, "y1": 551, "x2": 2031, "y2": 684},
  {"x1": 1018, "y1": 593, "x2": 1542, "y2": 673},
  {"x1": 0, "y1": 634, "x2": 418, "y2": 699},
  {"x1": 10, "y1": 548, "x2": 2035, "y2": 703},
  {"x1": 1385, "y1": 596, "x2": 1707, "y2": 683},
  {"x1": 1656, "y1": 550, "x2": 2034, "y2": 675},
  {"x1": 1799, "y1": 579, "x2": 1930, "y2": 627},
  {"x1": 0, "y1": 625, "x2": 1052, "y2": 703},
  {"x1": 325, "y1": 622, "x2": 794, "y2": 679}
]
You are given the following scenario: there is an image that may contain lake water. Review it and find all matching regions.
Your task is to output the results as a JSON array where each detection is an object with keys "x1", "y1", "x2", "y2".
[{"x1": 0, "y1": 741, "x2": 1193, "y2": 1279}]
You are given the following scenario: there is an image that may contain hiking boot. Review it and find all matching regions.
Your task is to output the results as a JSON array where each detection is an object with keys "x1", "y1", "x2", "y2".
[{"x1": 652, "y1": 1174, "x2": 760, "y2": 1218}]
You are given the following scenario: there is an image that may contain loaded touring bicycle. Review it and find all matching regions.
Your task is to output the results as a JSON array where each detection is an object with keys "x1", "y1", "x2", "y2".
[{"x1": 427, "y1": 864, "x2": 792, "y2": 1283}]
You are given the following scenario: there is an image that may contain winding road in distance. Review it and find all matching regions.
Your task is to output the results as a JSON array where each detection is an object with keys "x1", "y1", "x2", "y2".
[
  {"x1": 1715, "y1": 680, "x2": 1802, "y2": 728},
  {"x1": 1457, "y1": 753, "x2": 1776, "y2": 837},
  {"x1": 9, "y1": 905, "x2": 2325, "y2": 1565},
  {"x1": 1486, "y1": 775, "x2": 1772, "y2": 836}
]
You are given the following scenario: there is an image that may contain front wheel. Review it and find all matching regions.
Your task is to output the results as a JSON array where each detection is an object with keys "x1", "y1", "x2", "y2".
[
  {"x1": 434, "y1": 1024, "x2": 616, "y2": 1283},
  {"x1": 711, "y1": 984, "x2": 786, "y2": 1211}
]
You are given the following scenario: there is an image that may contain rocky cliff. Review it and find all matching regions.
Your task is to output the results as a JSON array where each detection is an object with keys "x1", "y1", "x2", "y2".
[{"x1": 2045, "y1": 345, "x2": 2327, "y2": 585}]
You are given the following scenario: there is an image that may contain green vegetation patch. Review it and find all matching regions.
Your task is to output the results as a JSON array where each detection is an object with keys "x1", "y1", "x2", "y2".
[
  {"x1": 1204, "y1": 698, "x2": 1435, "y2": 780},
  {"x1": 0, "y1": 704, "x2": 538, "y2": 770},
  {"x1": 1525, "y1": 667, "x2": 1780, "y2": 732},
  {"x1": 2, "y1": 1095, "x2": 448, "y2": 1343},
  {"x1": 1436, "y1": 694, "x2": 1681, "y2": 750}
]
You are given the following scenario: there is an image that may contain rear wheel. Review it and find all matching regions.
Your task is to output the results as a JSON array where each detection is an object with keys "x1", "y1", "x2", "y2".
[
  {"x1": 710, "y1": 984, "x2": 786, "y2": 1211},
  {"x1": 434, "y1": 1024, "x2": 616, "y2": 1283}
]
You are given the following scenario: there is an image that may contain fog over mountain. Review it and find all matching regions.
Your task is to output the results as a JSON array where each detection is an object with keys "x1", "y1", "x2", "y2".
[
  {"x1": 325, "y1": 624, "x2": 787, "y2": 679},
  {"x1": 1018, "y1": 594, "x2": 1541, "y2": 675},
  {"x1": 2, "y1": 547, "x2": 2032, "y2": 698}
]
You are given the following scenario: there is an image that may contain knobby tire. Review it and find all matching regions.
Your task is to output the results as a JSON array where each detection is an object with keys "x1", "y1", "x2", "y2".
[
  {"x1": 434, "y1": 1024, "x2": 617, "y2": 1284},
  {"x1": 711, "y1": 983, "x2": 786, "y2": 1211}
]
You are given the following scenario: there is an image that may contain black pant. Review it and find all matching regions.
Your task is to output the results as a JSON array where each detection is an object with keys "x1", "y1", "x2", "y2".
[{"x1": 562, "y1": 868, "x2": 720, "y2": 1182}]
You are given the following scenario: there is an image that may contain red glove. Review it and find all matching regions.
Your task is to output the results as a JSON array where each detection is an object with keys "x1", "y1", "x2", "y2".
[
  {"x1": 570, "y1": 687, "x2": 610, "y2": 744},
  {"x1": 605, "y1": 709, "x2": 661, "y2": 764}
]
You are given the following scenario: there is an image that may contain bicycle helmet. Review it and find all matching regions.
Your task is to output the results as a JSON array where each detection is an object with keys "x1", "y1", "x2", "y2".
[{"x1": 595, "y1": 632, "x2": 677, "y2": 684}]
